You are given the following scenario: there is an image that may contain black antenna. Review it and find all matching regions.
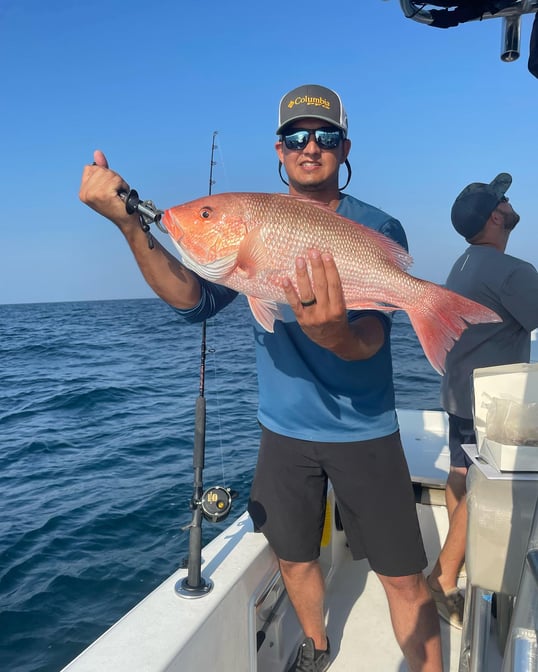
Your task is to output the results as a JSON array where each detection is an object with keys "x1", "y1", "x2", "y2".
[{"x1": 175, "y1": 132, "x2": 234, "y2": 599}]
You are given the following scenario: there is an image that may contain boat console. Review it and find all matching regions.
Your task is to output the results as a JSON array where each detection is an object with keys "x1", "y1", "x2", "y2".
[{"x1": 461, "y1": 363, "x2": 538, "y2": 671}]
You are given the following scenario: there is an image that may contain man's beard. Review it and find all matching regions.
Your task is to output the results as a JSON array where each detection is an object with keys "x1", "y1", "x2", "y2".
[{"x1": 503, "y1": 209, "x2": 521, "y2": 231}]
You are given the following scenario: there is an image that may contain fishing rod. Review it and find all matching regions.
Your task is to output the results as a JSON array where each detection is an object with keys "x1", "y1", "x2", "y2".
[
  {"x1": 176, "y1": 131, "x2": 236, "y2": 597},
  {"x1": 116, "y1": 133, "x2": 235, "y2": 597}
]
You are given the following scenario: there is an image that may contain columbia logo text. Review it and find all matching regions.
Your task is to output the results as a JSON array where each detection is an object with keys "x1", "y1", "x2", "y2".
[{"x1": 287, "y1": 96, "x2": 331, "y2": 110}]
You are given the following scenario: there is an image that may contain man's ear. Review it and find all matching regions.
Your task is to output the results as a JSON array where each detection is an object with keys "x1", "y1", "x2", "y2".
[
  {"x1": 341, "y1": 138, "x2": 351, "y2": 164},
  {"x1": 489, "y1": 208, "x2": 503, "y2": 226},
  {"x1": 275, "y1": 140, "x2": 284, "y2": 162}
]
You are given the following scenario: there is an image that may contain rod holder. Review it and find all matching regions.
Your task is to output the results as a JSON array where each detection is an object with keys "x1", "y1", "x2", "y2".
[{"x1": 501, "y1": 15, "x2": 521, "y2": 62}]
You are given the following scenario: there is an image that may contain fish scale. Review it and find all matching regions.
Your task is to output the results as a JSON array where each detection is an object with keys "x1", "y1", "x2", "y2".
[{"x1": 162, "y1": 192, "x2": 501, "y2": 374}]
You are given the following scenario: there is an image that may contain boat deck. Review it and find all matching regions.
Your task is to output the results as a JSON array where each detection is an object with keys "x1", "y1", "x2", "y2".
[
  {"x1": 314, "y1": 409, "x2": 502, "y2": 671},
  {"x1": 62, "y1": 410, "x2": 506, "y2": 672},
  {"x1": 322, "y1": 553, "x2": 463, "y2": 671}
]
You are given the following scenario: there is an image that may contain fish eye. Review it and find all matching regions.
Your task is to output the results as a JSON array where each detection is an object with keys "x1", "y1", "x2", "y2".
[{"x1": 200, "y1": 207, "x2": 212, "y2": 219}]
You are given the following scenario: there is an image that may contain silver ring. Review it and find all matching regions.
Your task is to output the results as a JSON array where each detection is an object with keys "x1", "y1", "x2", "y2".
[{"x1": 300, "y1": 297, "x2": 317, "y2": 308}]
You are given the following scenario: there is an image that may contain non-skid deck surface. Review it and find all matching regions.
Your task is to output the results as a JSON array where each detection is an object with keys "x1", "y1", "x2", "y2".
[
  {"x1": 323, "y1": 496, "x2": 463, "y2": 671},
  {"x1": 324, "y1": 406, "x2": 503, "y2": 672}
]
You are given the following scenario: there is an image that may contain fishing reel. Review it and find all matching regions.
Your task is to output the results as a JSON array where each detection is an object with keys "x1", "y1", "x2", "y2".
[{"x1": 200, "y1": 486, "x2": 237, "y2": 523}]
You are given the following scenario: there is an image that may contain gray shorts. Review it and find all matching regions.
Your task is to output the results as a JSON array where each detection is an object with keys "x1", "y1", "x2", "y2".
[
  {"x1": 447, "y1": 413, "x2": 475, "y2": 468},
  {"x1": 248, "y1": 426, "x2": 427, "y2": 577}
]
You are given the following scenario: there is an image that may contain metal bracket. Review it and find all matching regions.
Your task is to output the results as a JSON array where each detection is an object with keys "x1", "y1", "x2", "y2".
[{"x1": 118, "y1": 189, "x2": 166, "y2": 249}]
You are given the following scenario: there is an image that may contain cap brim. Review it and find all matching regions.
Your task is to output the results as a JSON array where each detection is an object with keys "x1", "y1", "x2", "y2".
[
  {"x1": 276, "y1": 116, "x2": 346, "y2": 135},
  {"x1": 489, "y1": 173, "x2": 512, "y2": 199}
]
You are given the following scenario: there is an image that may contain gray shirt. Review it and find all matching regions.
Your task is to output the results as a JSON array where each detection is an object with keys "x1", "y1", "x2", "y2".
[{"x1": 440, "y1": 245, "x2": 538, "y2": 418}]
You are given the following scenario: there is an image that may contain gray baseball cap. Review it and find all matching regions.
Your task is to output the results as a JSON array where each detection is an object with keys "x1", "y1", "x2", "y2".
[
  {"x1": 276, "y1": 84, "x2": 348, "y2": 136},
  {"x1": 451, "y1": 173, "x2": 512, "y2": 240}
]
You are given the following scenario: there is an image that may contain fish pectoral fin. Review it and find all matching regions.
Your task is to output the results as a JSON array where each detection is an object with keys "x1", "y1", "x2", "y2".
[
  {"x1": 247, "y1": 297, "x2": 282, "y2": 332},
  {"x1": 236, "y1": 228, "x2": 268, "y2": 279}
]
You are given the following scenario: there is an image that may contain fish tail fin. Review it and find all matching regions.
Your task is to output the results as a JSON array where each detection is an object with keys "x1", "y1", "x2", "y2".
[{"x1": 406, "y1": 283, "x2": 502, "y2": 375}]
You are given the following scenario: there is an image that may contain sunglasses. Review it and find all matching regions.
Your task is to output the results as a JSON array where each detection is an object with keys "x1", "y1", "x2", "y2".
[{"x1": 281, "y1": 127, "x2": 344, "y2": 151}]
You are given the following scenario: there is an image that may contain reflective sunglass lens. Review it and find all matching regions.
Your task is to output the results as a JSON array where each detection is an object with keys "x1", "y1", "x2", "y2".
[
  {"x1": 317, "y1": 131, "x2": 340, "y2": 149},
  {"x1": 283, "y1": 128, "x2": 342, "y2": 150},
  {"x1": 284, "y1": 131, "x2": 309, "y2": 150}
]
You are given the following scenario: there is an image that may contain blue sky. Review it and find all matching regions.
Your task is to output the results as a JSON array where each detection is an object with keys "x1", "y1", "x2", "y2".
[{"x1": 1, "y1": 0, "x2": 537, "y2": 304}]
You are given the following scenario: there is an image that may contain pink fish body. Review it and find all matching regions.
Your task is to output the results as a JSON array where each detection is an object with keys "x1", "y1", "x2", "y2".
[{"x1": 162, "y1": 192, "x2": 501, "y2": 374}]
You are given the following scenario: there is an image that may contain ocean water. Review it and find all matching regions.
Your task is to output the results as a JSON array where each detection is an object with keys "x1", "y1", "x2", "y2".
[{"x1": 0, "y1": 298, "x2": 440, "y2": 672}]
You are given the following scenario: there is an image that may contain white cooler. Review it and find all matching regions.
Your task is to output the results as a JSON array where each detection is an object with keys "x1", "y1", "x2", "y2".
[{"x1": 472, "y1": 362, "x2": 538, "y2": 472}]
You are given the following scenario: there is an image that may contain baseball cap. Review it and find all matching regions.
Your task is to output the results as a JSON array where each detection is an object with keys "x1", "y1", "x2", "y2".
[
  {"x1": 451, "y1": 173, "x2": 512, "y2": 240},
  {"x1": 276, "y1": 84, "x2": 348, "y2": 136}
]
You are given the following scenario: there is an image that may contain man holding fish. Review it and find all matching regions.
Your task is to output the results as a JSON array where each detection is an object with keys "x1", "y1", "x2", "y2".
[{"x1": 80, "y1": 84, "x2": 456, "y2": 671}]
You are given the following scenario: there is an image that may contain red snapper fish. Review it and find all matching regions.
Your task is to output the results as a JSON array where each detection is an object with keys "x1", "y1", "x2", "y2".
[{"x1": 162, "y1": 192, "x2": 501, "y2": 374}]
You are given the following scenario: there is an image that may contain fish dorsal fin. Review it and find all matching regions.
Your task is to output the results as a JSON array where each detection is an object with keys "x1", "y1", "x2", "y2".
[
  {"x1": 236, "y1": 227, "x2": 268, "y2": 279},
  {"x1": 247, "y1": 296, "x2": 282, "y2": 332},
  {"x1": 277, "y1": 192, "x2": 333, "y2": 208}
]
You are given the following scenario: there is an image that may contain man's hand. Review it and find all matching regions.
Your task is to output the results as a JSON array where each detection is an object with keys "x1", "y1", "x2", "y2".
[
  {"x1": 282, "y1": 249, "x2": 385, "y2": 360},
  {"x1": 79, "y1": 150, "x2": 138, "y2": 235}
]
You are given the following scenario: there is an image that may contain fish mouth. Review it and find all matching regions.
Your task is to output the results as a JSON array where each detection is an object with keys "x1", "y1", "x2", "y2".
[{"x1": 162, "y1": 211, "x2": 184, "y2": 242}]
